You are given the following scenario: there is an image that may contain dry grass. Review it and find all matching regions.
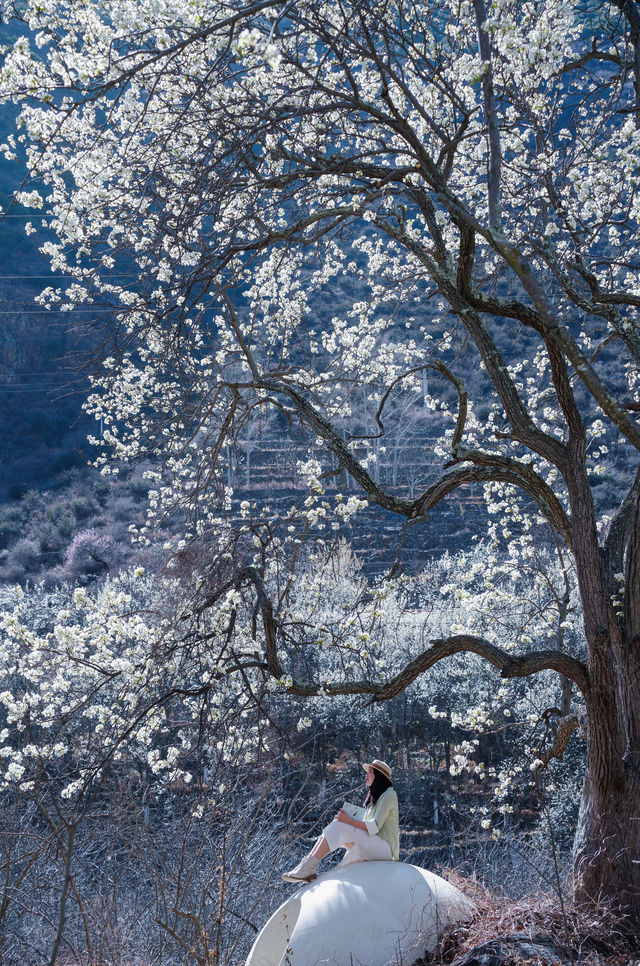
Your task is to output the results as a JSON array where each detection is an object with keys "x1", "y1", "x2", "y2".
[{"x1": 420, "y1": 871, "x2": 639, "y2": 966}]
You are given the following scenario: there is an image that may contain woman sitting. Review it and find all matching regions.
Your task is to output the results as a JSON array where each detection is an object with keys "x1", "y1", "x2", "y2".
[{"x1": 283, "y1": 758, "x2": 399, "y2": 882}]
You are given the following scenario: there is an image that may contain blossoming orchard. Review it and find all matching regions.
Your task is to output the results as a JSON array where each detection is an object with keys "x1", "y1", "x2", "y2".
[{"x1": 1, "y1": 0, "x2": 640, "y2": 938}]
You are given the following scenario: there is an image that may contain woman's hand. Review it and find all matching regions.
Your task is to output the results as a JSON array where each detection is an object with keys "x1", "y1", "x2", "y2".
[{"x1": 336, "y1": 809, "x2": 368, "y2": 833}]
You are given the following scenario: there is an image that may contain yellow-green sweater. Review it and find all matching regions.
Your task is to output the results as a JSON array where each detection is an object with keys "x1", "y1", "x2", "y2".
[{"x1": 363, "y1": 787, "x2": 399, "y2": 860}]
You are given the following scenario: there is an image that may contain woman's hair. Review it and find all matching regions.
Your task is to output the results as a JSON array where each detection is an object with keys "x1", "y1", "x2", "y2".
[{"x1": 364, "y1": 769, "x2": 393, "y2": 806}]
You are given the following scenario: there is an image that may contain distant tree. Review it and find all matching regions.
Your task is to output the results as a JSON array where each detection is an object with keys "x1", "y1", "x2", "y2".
[
  {"x1": 64, "y1": 527, "x2": 117, "y2": 578},
  {"x1": 2, "y1": 0, "x2": 640, "y2": 923}
]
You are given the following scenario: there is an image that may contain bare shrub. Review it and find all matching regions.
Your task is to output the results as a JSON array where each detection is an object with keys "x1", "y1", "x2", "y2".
[{"x1": 423, "y1": 873, "x2": 638, "y2": 966}]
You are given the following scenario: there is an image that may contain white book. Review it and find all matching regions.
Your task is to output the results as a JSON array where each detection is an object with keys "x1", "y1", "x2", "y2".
[{"x1": 342, "y1": 800, "x2": 365, "y2": 820}]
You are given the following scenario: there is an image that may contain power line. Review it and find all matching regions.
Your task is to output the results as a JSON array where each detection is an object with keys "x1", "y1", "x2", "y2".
[
  {"x1": 0, "y1": 274, "x2": 139, "y2": 279},
  {"x1": 0, "y1": 386, "x2": 85, "y2": 393},
  {"x1": 0, "y1": 311, "x2": 106, "y2": 315},
  {"x1": 0, "y1": 301, "x2": 119, "y2": 308},
  {"x1": 0, "y1": 374, "x2": 87, "y2": 382},
  {"x1": 1, "y1": 370, "x2": 88, "y2": 376},
  {"x1": 0, "y1": 378, "x2": 80, "y2": 383}
]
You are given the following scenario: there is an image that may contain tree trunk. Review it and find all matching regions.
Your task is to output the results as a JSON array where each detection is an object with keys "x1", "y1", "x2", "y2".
[
  {"x1": 567, "y1": 461, "x2": 640, "y2": 925},
  {"x1": 573, "y1": 648, "x2": 640, "y2": 926}
]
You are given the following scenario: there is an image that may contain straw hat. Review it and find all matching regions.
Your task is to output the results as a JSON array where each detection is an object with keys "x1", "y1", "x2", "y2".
[{"x1": 362, "y1": 758, "x2": 392, "y2": 781}]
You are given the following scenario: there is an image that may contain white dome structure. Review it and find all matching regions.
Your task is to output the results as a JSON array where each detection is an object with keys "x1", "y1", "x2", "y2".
[{"x1": 246, "y1": 862, "x2": 476, "y2": 966}]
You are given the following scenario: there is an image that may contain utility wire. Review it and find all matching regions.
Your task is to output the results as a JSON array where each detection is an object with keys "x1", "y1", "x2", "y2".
[
  {"x1": 0, "y1": 387, "x2": 85, "y2": 393},
  {"x1": 0, "y1": 274, "x2": 139, "y2": 279},
  {"x1": 0, "y1": 310, "x2": 116, "y2": 315}
]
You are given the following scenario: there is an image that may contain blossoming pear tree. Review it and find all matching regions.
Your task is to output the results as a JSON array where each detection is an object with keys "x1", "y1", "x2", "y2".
[{"x1": 2, "y1": 0, "x2": 640, "y2": 923}]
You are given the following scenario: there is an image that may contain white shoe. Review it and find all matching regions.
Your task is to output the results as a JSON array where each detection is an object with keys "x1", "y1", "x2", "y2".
[{"x1": 282, "y1": 854, "x2": 319, "y2": 882}]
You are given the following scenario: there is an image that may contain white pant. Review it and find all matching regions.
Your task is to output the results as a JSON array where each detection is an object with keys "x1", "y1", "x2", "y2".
[{"x1": 323, "y1": 818, "x2": 392, "y2": 866}]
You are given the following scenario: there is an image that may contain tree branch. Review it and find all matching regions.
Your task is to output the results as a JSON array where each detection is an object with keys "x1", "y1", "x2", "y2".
[
  {"x1": 603, "y1": 464, "x2": 640, "y2": 585},
  {"x1": 472, "y1": 0, "x2": 502, "y2": 229},
  {"x1": 610, "y1": 0, "x2": 640, "y2": 128},
  {"x1": 410, "y1": 458, "x2": 573, "y2": 548},
  {"x1": 435, "y1": 360, "x2": 468, "y2": 450},
  {"x1": 374, "y1": 216, "x2": 568, "y2": 469},
  {"x1": 194, "y1": 565, "x2": 283, "y2": 677},
  {"x1": 455, "y1": 248, "x2": 586, "y2": 450},
  {"x1": 285, "y1": 634, "x2": 589, "y2": 700},
  {"x1": 373, "y1": 359, "x2": 467, "y2": 444},
  {"x1": 257, "y1": 376, "x2": 415, "y2": 516},
  {"x1": 438, "y1": 194, "x2": 640, "y2": 453}
]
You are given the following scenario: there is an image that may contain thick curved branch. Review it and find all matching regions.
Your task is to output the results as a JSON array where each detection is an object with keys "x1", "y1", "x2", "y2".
[
  {"x1": 199, "y1": 573, "x2": 588, "y2": 702},
  {"x1": 410, "y1": 458, "x2": 573, "y2": 549},
  {"x1": 285, "y1": 634, "x2": 588, "y2": 700},
  {"x1": 375, "y1": 635, "x2": 589, "y2": 699}
]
